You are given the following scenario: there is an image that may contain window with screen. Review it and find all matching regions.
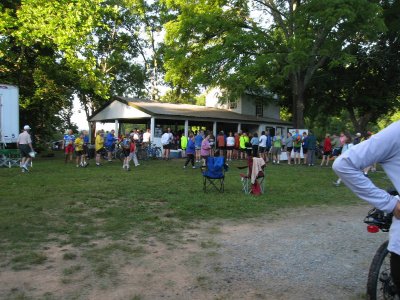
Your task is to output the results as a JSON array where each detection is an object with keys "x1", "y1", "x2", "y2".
[{"x1": 256, "y1": 100, "x2": 263, "y2": 117}]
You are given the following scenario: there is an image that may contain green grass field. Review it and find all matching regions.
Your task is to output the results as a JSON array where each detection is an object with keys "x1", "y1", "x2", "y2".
[{"x1": 0, "y1": 155, "x2": 389, "y2": 271}]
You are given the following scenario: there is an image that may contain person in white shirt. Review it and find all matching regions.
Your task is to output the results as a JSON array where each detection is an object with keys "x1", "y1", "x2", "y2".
[
  {"x1": 161, "y1": 129, "x2": 171, "y2": 160},
  {"x1": 333, "y1": 121, "x2": 400, "y2": 296},
  {"x1": 142, "y1": 128, "x2": 151, "y2": 146},
  {"x1": 17, "y1": 125, "x2": 34, "y2": 172},
  {"x1": 258, "y1": 131, "x2": 268, "y2": 162},
  {"x1": 226, "y1": 132, "x2": 235, "y2": 161}
]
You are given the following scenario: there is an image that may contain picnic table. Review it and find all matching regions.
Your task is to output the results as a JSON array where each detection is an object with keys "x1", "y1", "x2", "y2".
[{"x1": 0, "y1": 149, "x2": 21, "y2": 168}]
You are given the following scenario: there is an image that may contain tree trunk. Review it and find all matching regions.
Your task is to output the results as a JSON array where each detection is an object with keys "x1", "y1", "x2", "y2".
[{"x1": 292, "y1": 72, "x2": 305, "y2": 128}]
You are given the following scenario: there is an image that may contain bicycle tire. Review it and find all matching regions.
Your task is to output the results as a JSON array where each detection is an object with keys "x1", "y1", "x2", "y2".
[
  {"x1": 155, "y1": 148, "x2": 162, "y2": 159},
  {"x1": 366, "y1": 240, "x2": 396, "y2": 300}
]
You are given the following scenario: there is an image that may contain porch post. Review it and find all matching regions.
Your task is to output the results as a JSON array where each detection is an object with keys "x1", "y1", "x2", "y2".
[
  {"x1": 237, "y1": 123, "x2": 241, "y2": 133},
  {"x1": 184, "y1": 119, "x2": 189, "y2": 136},
  {"x1": 150, "y1": 117, "x2": 155, "y2": 141},
  {"x1": 213, "y1": 121, "x2": 217, "y2": 137},
  {"x1": 114, "y1": 120, "x2": 119, "y2": 136}
]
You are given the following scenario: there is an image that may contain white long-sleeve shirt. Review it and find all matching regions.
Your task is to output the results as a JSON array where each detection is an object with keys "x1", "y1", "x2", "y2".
[{"x1": 332, "y1": 121, "x2": 400, "y2": 255}]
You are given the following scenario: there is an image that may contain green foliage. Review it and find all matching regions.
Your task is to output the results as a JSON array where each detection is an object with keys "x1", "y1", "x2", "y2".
[{"x1": 162, "y1": 0, "x2": 386, "y2": 127}]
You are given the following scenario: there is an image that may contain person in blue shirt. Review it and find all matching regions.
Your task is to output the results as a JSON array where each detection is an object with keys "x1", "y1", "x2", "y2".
[
  {"x1": 194, "y1": 131, "x2": 204, "y2": 163},
  {"x1": 63, "y1": 129, "x2": 75, "y2": 164},
  {"x1": 105, "y1": 130, "x2": 117, "y2": 162},
  {"x1": 183, "y1": 133, "x2": 196, "y2": 169}
]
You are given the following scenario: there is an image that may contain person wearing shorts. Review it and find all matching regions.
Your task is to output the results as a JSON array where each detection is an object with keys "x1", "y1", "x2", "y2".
[
  {"x1": 161, "y1": 130, "x2": 171, "y2": 160},
  {"x1": 74, "y1": 132, "x2": 86, "y2": 168},
  {"x1": 194, "y1": 131, "x2": 203, "y2": 162},
  {"x1": 105, "y1": 129, "x2": 117, "y2": 162},
  {"x1": 120, "y1": 133, "x2": 131, "y2": 170},
  {"x1": 293, "y1": 135, "x2": 302, "y2": 165},
  {"x1": 258, "y1": 131, "x2": 267, "y2": 162},
  {"x1": 271, "y1": 135, "x2": 282, "y2": 164},
  {"x1": 17, "y1": 125, "x2": 34, "y2": 173},
  {"x1": 216, "y1": 131, "x2": 226, "y2": 157},
  {"x1": 285, "y1": 132, "x2": 293, "y2": 165},
  {"x1": 226, "y1": 132, "x2": 235, "y2": 161},
  {"x1": 320, "y1": 133, "x2": 332, "y2": 167},
  {"x1": 63, "y1": 129, "x2": 75, "y2": 164},
  {"x1": 95, "y1": 130, "x2": 105, "y2": 166}
]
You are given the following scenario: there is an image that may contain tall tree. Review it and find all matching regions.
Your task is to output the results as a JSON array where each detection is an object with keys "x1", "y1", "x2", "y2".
[
  {"x1": 305, "y1": 0, "x2": 400, "y2": 133},
  {"x1": 162, "y1": 0, "x2": 385, "y2": 127}
]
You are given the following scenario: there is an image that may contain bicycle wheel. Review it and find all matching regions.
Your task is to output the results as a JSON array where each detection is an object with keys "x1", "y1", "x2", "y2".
[
  {"x1": 116, "y1": 149, "x2": 124, "y2": 162},
  {"x1": 367, "y1": 240, "x2": 396, "y2": 300},
  {"x1": 155, "y1": 147, "x2": 162, "y2": 159}
]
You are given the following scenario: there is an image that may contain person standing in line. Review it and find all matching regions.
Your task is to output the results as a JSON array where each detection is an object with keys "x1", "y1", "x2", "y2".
[
  {"x1": 302, "y1": 131, "x2": 309, "y2": 165},
  {"x1": 332, "y1": 122, "x2": 400, "y2": 296},
  {"x1": 293, "y1": 134, "x2": 302, "y2": 165},
  {"x1": 226, "y1": 132, "x2": 235, "y2": 161},
  {"x1": 239, "y1": 132, "x2": 247, "y2": 160},
  {"x1": 105, "y1": 129, "x2": 117, "y2": 162},
  {"x1": 121, "y1": 133, "x2": 131, "y2": 171},
  {"x1": 194, "y1": 131, "x2": 204, "y2": 163},
  {"x1": 209, "y1": 133, "x2": 216, "y2": 157},
  {"x1": 258, "y1": 131, "x2": 267, "y2": 162},
  {"x1": 200, "y1": 134, "x2": 211, "y2": 166},
  {"x1": 266, "y1": 130, "x2": 273, "y2": 162},
  {"x1": 180, "y1": 132, "x2": 188, "y2": 158},
  {"x1": 161, "y1": 129, "x2": 171, "y2": 160},
  {"x1": 250, "y1": 132, "x2": 259, "y2": 157},
  {"x1": 183, "y1": 133, "x2": 196, "y2": 169},
  {"x1": 306, "y1": 130, "x2": 317, "y2": 166},
  {"x1": 95, "y1": 130, "x2": 105, "y2": 166},
  {"x1": 233, "y1": 132, "x2": 240, "y2": 160},
  {"x1": 320, "y1": 133, "x2": 332, "y2": 167},
  {"x1": 216, "y1": 131, "x2": 226, "y2": 157},
  {"x1": 142, "y1": 128, "x2": 151, "y2": 147},
  {"x1": 271, "y1": 134, "x2": 282, "y2": 164},
  {"x1": 63, "y1": 129, "x2": 75, "y2": 164},
  {"x1": 74, "y1": 132, "x2": 86, "y2": 168},
  {"x1": 285, "y1": 132, "x2": 293, "y2": 165},
  {"x1": 82, "y1": 130, "x2": 90, "y2": 164},
  {"x1": 17, "y1": 125, "x2": 34, "y2": 173}
]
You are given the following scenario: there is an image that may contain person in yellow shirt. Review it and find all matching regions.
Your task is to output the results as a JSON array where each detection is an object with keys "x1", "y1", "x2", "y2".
[
  {"x1": 180, "y1": 132, "x2": 188, "y2": 158},
  {"x1": 74, "y1": 132, "x2": 87, "y2": 168},
  {"x1": 95, "y1": 130, "x2": 105, "y2": 166}
]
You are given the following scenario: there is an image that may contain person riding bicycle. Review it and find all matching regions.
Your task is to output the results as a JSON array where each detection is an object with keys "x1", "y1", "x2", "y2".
[{"x1": 333, "y1": 121, "x2": 400, "y2": 296}]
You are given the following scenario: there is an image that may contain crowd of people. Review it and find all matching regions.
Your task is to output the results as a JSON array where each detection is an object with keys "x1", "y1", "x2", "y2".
[{"x1": 54, "y1": 127, "x2": 378, "y2": 173}]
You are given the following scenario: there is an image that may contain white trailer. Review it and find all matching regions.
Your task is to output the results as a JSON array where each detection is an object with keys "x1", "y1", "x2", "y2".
[{"x1": 0, "y1": 84, "x2": 19, "y2": 144}]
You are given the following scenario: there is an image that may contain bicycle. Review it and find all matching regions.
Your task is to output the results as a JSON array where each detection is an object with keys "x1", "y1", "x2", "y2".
[
  {"x1": 145, "y1": 143, "x2": 162, "y2": 160},
  {"x1": 364, "y1": 188, "x2": 398, "y2": 300}
]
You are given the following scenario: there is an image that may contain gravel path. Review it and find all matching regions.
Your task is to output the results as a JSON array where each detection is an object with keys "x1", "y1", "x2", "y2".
[
  {"x1": 0, "y1": 203, "x2": 389, "y2": 300},
  {"x1": 194, "y1": 203, "x2": 388, "y2": 299}
]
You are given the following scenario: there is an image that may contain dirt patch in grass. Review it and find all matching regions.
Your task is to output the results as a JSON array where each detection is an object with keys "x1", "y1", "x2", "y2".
[{"x1": 0, "y1": 203, "x2": 387, "y2": 300}]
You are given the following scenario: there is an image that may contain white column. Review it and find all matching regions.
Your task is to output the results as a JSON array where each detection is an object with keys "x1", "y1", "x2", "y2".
[
  {"x1": 150, "y1": 117, "x2": 155, "y2": 141},
  {"x1": 114, "y1": 120, "x2": 119, "y2": 135},
  {"x1": 213, "y1": 121, "x2": 217, "y2": 137},
  {"x1": 184, "y1": 119, "x2": 189, "y2": 136},
  {"x1": 237, "y1": 123, "x2": 241, "y2": 133}
]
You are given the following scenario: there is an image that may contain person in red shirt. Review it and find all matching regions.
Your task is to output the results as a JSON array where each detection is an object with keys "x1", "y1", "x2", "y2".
[
  {"x1": 216, "y1": 131, "x2": 226, "y2": 157},
  {"x1": 320, "y1": 133, "x2": 332, "y2": 167},
  {"x1": 233, "y1": 132, "x2": 240, "y2": 160},
  {"x1": 128, "y1": 135, "x2": 140, "y2": 169}
]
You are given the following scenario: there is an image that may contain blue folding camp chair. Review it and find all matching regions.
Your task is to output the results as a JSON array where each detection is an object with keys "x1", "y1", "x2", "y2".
[{"x1": 202, "y1": 156, "x2": 228, "y2": 192}]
